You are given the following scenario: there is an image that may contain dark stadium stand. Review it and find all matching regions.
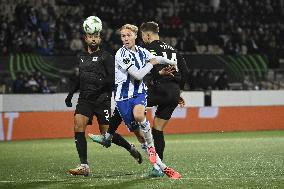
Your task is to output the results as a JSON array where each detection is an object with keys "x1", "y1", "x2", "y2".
[{"x1": 0, "y1": 0, "x2": 284, "y2": 93}]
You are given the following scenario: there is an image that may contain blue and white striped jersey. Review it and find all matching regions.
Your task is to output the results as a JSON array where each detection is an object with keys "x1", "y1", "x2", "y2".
[{"x1": 114, "y1": 45, "x2": 155, "y2": 101}]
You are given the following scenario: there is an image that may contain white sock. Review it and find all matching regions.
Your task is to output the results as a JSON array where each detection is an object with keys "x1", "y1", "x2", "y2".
[
  {"x1": 142, "y1": 146, "x2": 165, "y2": 171},
  {"x1": 155, "y1": 154, "x2": 167, "y2": 170},
  {"x1": 139, "y1": 118, "x2": 154, "y2": 147},
  {"x1": 104, "y1": 133, "x2": 113, "y2": 140},
  {"x1": 80, "y1": 164, "x2": 89, "y2": 168},
  {"x1": 141, "y1": 143, "x2": 148, "y2": 153},
  {"x1": 153, "y1": 163, "x2": 162, "y2": 171},
  {"x1": 140, "y1": 135, "x2": 166, "y2": 170}
]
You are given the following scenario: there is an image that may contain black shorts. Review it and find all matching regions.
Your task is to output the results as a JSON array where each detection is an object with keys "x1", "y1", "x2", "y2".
[
  {"x1": 75, "y1": 99, "x2": 111, "y2": 125},
  {"x1": 147, "y1": 82, "x2": 180, "y2": 120}
]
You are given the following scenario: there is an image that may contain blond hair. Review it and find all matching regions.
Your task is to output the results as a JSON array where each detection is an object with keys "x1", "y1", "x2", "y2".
[{"x1": 120, "y1": 24, "x2": 138, "y2": 35}]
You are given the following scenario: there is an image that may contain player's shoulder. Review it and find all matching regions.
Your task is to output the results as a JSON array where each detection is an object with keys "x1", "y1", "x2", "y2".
[
  {"x1": 115, "y1": 46, "x2": 129, "y2": 59},
  {"x1": 159, "y1": 41, "x2": 177, "y2": 52},
  {"x1": 147, "y1": 40, "x2": 177, "y2": 54},
  {"x1": 77, "y1": 51, "x2": 88, "y2": 63},
  {"x1": 136, "y1": 45, "x2": 150, "y2": 53},
  {"x1": 100, "y1": 49, "x2": 111, "y2": 55},
  {"x1": 100, "y1": 49, "x2": 113, "y2": 59},
  {"x1": 78, "y1": 51, "x2": 88, "y2": 58}
]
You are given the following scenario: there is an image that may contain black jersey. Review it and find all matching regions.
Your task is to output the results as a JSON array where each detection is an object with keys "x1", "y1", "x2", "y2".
[
  {"x1": 144, "y1": 40, "x2": 189, "y2": 90},
  {"x1": 68, "y1": 49, "x2": 114, "y2": 103}
]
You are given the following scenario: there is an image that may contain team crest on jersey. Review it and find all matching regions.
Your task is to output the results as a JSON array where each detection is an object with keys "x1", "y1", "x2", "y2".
[
  {"x1": 123, "y1": 58, "x2": 131, "y2": 65},
  {"x1": 92, "y1": 57, "x2": 98, "y2": 61}
]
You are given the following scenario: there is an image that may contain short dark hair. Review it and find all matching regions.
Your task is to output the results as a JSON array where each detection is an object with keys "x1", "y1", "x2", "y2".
[{"x1": 140, "y1": 22, "x2": 159, "y2": 33}]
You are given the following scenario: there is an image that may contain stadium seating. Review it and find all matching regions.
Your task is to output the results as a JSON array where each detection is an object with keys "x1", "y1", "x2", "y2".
[{"x1": 0, "y1": 0, "x2": 284, "y2": 93}]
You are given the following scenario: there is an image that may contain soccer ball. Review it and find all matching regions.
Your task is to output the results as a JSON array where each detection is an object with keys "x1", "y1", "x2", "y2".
[{"x1": 83, "y1": 16, "x2": 102, "y2": 34}]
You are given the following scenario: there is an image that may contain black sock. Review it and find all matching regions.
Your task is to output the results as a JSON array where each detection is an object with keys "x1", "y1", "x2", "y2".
[
  {"x1": 152, "y1": 128, "x2": 165, "y2": 160},
  {"x1": 108, "y1": 108, "x2": 122, "y2": 135},
  {"x1": 112, "y1": 133, "x2": 132, "y2": 151},
  {"x1": 75, "y1": 132, "x2": 88, "y2": 164}
]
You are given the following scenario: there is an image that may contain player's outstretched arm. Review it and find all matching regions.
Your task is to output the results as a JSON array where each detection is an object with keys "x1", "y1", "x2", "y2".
[
  {"x1": 127, "y1": 63, "x2": 154, "y2": 80},
  {"x1": 155, "y1": 56, "x2": 177, "y2": 65},
  {"x1": 127, "y1": 57, "x2": 176, "y2": 80}
]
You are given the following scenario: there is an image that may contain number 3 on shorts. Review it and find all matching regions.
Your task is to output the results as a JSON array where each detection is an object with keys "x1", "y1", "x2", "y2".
[{"x1": 104, "y1": 110, "x2": 110, "y2": 122}]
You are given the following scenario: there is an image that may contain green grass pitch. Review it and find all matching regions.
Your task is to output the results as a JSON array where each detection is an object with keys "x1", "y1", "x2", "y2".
[{"x1": 0, "y1": 131, "x2": 284, "y2": 189}]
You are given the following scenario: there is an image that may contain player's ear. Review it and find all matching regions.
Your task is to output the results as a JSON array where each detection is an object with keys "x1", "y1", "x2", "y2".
[
  {"x1": 147, "y1": 33, "x2": 151, "y2": 41},
  {"x1": 83, "y1": 34, "x2": 87, "y2": 41},
  {"x1": 98, "y1": 36, "x2": 102, "y2": 44}
]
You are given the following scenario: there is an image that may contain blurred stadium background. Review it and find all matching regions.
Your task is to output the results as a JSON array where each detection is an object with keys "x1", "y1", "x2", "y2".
[
  {"x1": 0, "y1": 0, "x2": 284, "y2": 188},
  {"x1": 0, "y1": 0, "x2": 284, "y2": 92}
]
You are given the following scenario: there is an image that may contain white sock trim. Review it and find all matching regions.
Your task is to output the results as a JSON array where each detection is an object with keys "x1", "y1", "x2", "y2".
[{"x1": 80, "y1": 164, "x2": 89, "y2": 168}]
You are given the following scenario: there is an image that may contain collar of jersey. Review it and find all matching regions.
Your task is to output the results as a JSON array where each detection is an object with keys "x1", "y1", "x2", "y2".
[{"x1": 123, "y1": 45, "x2": 139, "y2": 53}]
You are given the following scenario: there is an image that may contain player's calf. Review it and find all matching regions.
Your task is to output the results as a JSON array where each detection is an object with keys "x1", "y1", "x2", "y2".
[{"x1": 129, "y1": 144, "x2": 143, "y2": 164}]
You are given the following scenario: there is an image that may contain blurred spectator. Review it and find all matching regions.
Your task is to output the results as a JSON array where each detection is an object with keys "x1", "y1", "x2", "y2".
[
  {"x1": 0, "y1": 77, "x2": 6, "y2": 93},
  {"x1": 12, "y1": 72, "x2": 25, "y2": 93},
  {"x1": 1, "y1": 0, "x2": 284, "y2": 93},
  {"x1": 40, "y1": 79, "x2": 51, "y2": 93},
  {"x1": 0, "y1": 0, "x2": 283, "y2": 62},
  {"x1": 27, "y1": 75, "x2": 40, "y2": 93},
  {"x1": 215, "y1": 71, "x2": 229, "y2": 90},
  {"x1": 70, "y1": 32, "x2": 83, "y2": 54},
  {"x1": 242, "y1": 75, "x2": 254, "y2": 90}
]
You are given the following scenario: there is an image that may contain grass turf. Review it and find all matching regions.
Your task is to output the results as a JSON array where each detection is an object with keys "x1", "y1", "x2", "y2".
[{"x1": 0, "y1": 131, "x2": 283, "y2": 189}]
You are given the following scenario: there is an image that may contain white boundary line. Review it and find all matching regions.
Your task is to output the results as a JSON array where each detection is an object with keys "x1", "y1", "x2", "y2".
[{"x1": 1, "y1": 177, "x2": 283, "y2": 183}]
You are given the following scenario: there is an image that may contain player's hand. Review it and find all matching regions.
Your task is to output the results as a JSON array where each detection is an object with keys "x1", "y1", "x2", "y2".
[
  {"x1": 65, "y1": 94, "x2": 73, "y2": 107},
  {"x1": 178, "y1": 96, "x2": 185, "y2": 107},
  {"x1": 159, "y1": 65, "x2": 176, "y2": 77}
]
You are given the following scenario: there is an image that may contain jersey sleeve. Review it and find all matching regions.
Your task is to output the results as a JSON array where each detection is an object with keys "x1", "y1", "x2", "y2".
[
  {"x1": 115, "y1": 51, "x2": 133, "y2": 71},
  {"x1": 177, "y1": 53, "x2": 190, "y2": 90},
  {"x1": 67, "y1": 75, "x2": 80, "y2": 96},
  {"x1": 67, "y1": 56, "x2": 81, "y2": 96},
  {"x1": 143, "y1": 48, "x2": 155, "y2": 61}
]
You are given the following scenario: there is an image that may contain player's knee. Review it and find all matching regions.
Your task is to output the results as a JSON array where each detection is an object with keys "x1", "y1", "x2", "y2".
[
  {"x1": 153, "y1": 117, "x2": 168, "y2": 131},
  {"x1": 74, "y1": 123, "x2": 84, "y2": 132},
  {"x1": 134, "y1": 114, "x2": 145, "y2": 122},
  {"x1": 74, "y1": 117, "x2": 86, "y2": 132},
  {"x1": 133, "y1": 105, "x2": 145, "y2": 122},
  {"x1": 153, "y1": 124, "x2": 163, "y2": 131}
]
